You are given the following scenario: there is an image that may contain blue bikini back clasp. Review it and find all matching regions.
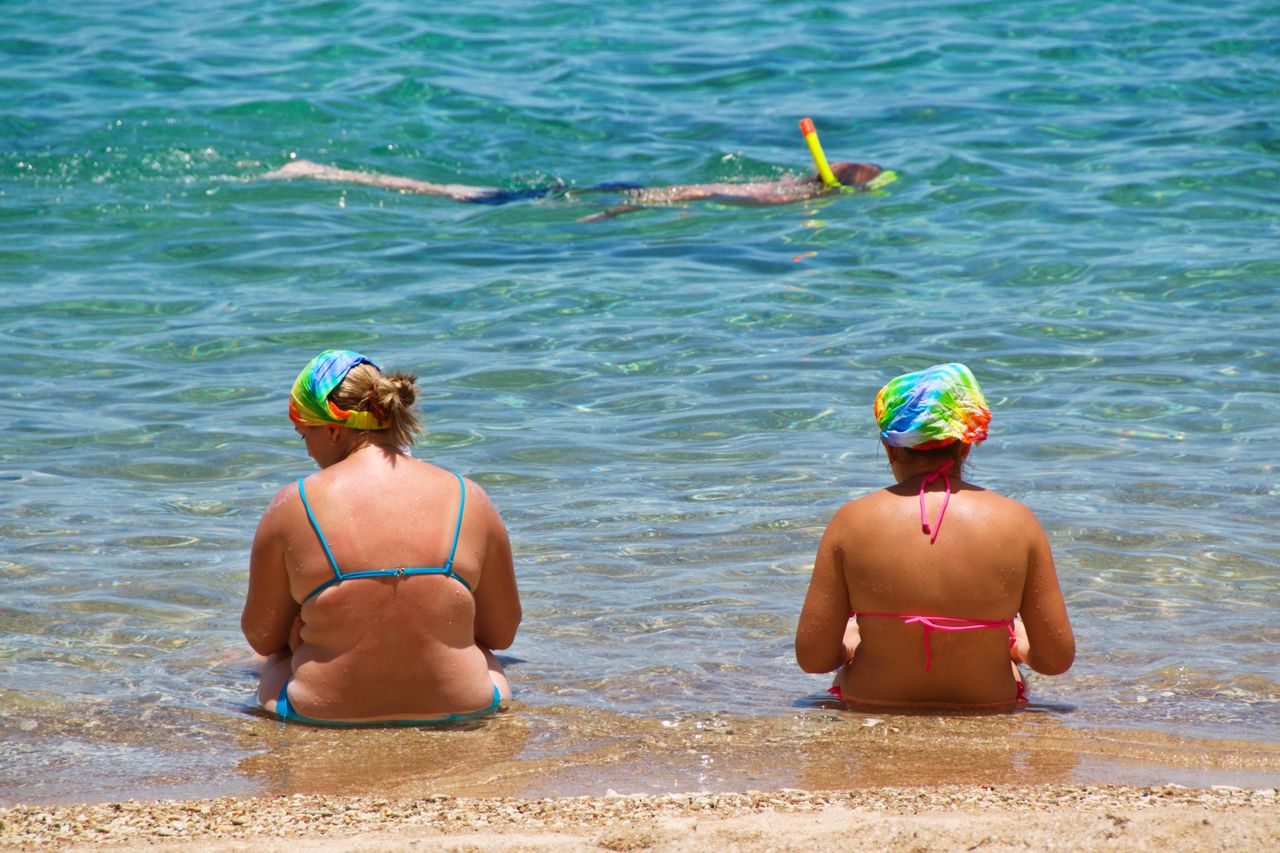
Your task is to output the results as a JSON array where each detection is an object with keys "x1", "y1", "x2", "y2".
[{"x1": 297, "y1": 472, "x2": 470, "y2": 603}]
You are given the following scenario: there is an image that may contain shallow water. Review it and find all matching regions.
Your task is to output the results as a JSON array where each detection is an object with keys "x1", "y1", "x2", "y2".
[{"x1": 2, "y1": 0, "x2": 1278, "y2": 804}]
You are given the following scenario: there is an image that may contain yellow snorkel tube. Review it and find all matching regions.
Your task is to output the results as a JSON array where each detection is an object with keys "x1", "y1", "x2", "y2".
[
  {"x1": 799, "y1": 117, "x2": 898, "y2": 192},
  {"x1": 799, "y1": 117, "x2": 842, "y2": 189}
]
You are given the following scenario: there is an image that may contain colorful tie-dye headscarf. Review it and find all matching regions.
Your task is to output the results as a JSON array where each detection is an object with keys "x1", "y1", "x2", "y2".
[
  {"x1": 874, "y1": 363, "x2": 991, "y2": 449},
  {"x1": 288, "y1": 350, "x2": 389, "y2": 430}
]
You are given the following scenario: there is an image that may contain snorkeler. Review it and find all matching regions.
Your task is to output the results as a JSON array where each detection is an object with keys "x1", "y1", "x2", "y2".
[
  {"x1": 262, "y1": 118, "x2": 894, "y2": 220},
  {"x1": 795, "y1": 363, "x2": 1075, "y2": 708}
]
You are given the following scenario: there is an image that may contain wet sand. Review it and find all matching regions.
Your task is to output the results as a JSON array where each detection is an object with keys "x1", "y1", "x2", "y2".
[
  {"x1": 3, "y1": 784, "x2": 1277, "y2": 851},
  {"x1": 6, "y1": 707, "x2": 1278, "y2": 850},
  {"x1": 10, "y1": 706, "x2": 1280, "y2": 845},
  {"x1": 226, "y1": 707, "x2": 1280, "y2": 801}
]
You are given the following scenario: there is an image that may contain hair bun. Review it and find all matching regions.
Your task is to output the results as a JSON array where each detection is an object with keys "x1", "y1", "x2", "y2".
[
  {"x1": 330, "y1": 363, "x2": 421, "y2": 445},
  {"x1": 372, "y1": 373, "x2": 417, "y2": 413}
]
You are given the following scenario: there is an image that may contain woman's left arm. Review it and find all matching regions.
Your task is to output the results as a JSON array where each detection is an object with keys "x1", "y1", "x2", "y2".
[
  {"x1": 241, "y1": 486, "x2": 301, "y2": 656},
  {"x1": 1017, "y1": 508, "x2": 1075, "y2": 675},
  {"x1": 469, "y1": 483, "x2": 521, "y2": 651}
]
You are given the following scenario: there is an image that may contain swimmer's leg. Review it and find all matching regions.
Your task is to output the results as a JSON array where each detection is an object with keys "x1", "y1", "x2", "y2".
[
  {"x1": 262, "y1": 160, "x2": 495, "y2": 201},
  {"x1": 256, "y1": 651, "x2": 293, "y2": 715},
  {"x1": 482, "y1": 646, "x2": 513, "y2": 703},
  {"x1": 262, "y1": 159, "x2": 330, "y2": 181},
  {"x1": 577, "y1": 203, "x2": 647, "y2": 223}
]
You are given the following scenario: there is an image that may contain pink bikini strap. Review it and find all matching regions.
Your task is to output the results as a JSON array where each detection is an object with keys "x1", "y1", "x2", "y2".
[
  {"x1": 856, "y1": 612, "x2": 1016, "y2": 671},
  {"x1": 919, "y1": 459, "x2": 954, "y2": 544}
]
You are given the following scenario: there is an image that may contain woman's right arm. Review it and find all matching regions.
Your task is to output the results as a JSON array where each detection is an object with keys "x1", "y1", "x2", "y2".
[
  {"x1": 795, "y1": 507, "x2": 856, "y2": 674},
  {"x1": 241, "y1": 486, "x2": 301, "y2": 656},
  {"x1": 1017, "y1": 509, "x2": 1075, "y2": 675}
]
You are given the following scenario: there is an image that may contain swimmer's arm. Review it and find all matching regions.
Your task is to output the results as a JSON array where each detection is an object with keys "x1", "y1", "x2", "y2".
[
  {"x1": 795, "y1": 508, "x2": 855, "y2": 673},
  {"x1": 576, "y1": 204, "x2": 648, "y2": 223},
  {"x1": 263, "y1": 159, "x2": 497, "y2": 202},
  {"x1": 241, "y1": 486, "x2": 301, "y2": 656},
  {"x1": 577, "y1": 179, "x2": 827, "y2": 222},
  {"x1": 468, "y1": 482, "x2": 521, "y2": 651},
  {"x1": 1017, "y1": 512, "x2": 1075, "y2": 675}
]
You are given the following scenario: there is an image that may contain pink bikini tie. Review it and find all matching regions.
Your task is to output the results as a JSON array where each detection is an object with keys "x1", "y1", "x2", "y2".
[
  {"x1": 858, "y1": 614, "x2": 1017, "y2": 671},
  {"x1": 919, "y1": 459, "x2": 954, "y2": 545}
]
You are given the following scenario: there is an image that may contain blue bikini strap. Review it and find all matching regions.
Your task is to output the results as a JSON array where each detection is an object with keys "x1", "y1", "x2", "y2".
[
  {"x1": 443, "y1": 472, "x2": 466, "y2": 572},
  {"x1": 298, "y1": 472, "x2": 468, "y2": 602},
  {"x1": 297, "y1": 478, "x2": 343, "y2": 579}
]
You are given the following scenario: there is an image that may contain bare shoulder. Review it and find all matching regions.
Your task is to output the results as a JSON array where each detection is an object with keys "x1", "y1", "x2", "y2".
[
  {"x1": 457, "y1": 472, "x2": 491, "y2": 503},
  {"x1": 458, "y1": 474, "x2": 504, "y2": 522},
  {"x1": 259, "y1": 480, "x2": 301, "y2": 526},
  {"x1": 968, "y1": 486, "x2": 1040, "y2": 518},
  {"x1": 965, "y1": 486, "x2": 1048, "y2": 540},
  {"x1": 413, "y1": 463, "x2": 500, "y2": 524},
  {"x1": 825, "y1": 488, "x2": 894, "y2": 531}
]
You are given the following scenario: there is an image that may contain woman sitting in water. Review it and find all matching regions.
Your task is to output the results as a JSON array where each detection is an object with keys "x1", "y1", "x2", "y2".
[
  {"x1": 795, "y1": 363, "x2": 1074, "y2": 708},
  {"x1": 242, "y1": 350, "x2": 521, "y2": 725},
  {"x1": 262, "y1": 158, "x2": 886, "y2": 220}
]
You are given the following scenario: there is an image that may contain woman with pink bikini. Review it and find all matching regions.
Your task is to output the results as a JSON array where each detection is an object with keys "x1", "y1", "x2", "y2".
[{"x1": 795, "y1": 363, "x2": 1075, "y2": 708}]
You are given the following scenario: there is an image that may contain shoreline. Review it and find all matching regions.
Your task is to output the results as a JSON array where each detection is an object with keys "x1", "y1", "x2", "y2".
[
  {"x1": 7, "y1": 706, "x2": 1279, "y2": 808},
  {"x1": 5, "y1": 710, "x2": 1278, "y2": 850},
  {"x1": 3, "y1": 784, "x2": 1276, "y2": 851}
]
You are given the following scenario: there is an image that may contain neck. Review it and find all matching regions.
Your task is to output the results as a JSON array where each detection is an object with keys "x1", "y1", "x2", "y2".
[
  {"x1": 890, "y1": 455, "x2": 959, "y2": 484},
  {"x1": 337, "y1": 432, "x2": 401, "y2": 463}
]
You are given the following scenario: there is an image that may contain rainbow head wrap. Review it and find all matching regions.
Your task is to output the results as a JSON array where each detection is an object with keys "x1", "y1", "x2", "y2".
[
  {"x1": 874, "y1": 363, "x2": 991, "y2": 449},
  {"x1": 288, "y1": 349, "x2": 390, "y2": 430}
]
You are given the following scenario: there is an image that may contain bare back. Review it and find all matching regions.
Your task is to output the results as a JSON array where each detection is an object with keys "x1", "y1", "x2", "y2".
[
  {"x1": 796, "y1": 474, "x2": 1073, "y2": 707},
  {"x1": 245, "y1": 446, "x2": 519, "y2": 721}
]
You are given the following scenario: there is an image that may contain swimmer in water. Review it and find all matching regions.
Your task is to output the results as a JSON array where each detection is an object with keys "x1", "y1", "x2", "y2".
[{"x1": 262, "y1": 146, "x2": 888, "y2": 220}]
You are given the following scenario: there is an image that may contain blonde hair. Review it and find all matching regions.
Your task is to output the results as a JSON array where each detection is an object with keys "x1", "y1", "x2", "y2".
[{"x1": 330, "y1": 363, "x2": 422, "y2": 448}]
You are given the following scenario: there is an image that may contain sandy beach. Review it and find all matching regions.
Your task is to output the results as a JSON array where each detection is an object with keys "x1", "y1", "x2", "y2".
[
  {"x1": 6, "y1": 707, "x2": 1279, "y2": 851},
  {"x1": 3, "y1": 784, "x2": 1276, "y2": 851}
]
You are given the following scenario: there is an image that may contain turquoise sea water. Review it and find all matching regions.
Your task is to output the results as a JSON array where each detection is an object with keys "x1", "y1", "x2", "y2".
[{"x1": 2, "y1": 0, "x2": 1278, "y2": 804}]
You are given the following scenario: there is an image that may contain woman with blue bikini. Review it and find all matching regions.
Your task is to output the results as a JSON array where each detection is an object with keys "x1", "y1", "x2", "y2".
[
  {"x1": 243, "y1": 350, "x2": 521, "y2": 725},
  {"x1": 795, "y1": 363, "x2": 1074, "y2": 708}
]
